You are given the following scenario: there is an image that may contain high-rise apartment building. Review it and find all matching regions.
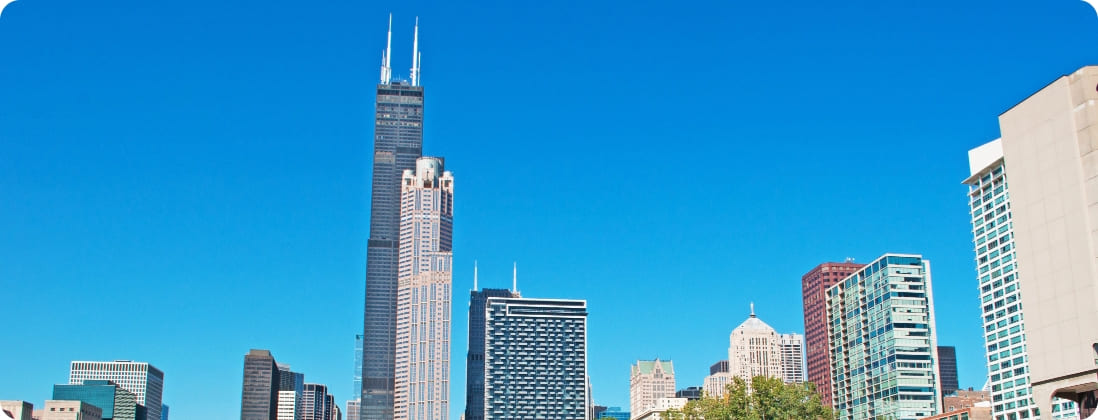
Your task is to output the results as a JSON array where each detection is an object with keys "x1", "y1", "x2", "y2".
[
  {"x1": 802, "y1": 261, "x2": 864, "y2": 407},
  {"x1": 703, "y1": 360, "x2": 732, "y2": 398},
  {"x1": 464, "y1": 287, "x2": 516, "y2": 420},
  {"x1": 41, "y1": 401, "x2": 102, "y2": 420},
  {"x1": 362, "y1": 16, "x2": 426, "y2": 420},
  {"x1": 278, "y1": 391, "x2": 299, "y2": 420},
  {"x1": 779, "y1": 333, "x2": 805, "y2": 384},
  {"x1": 241, "y1": 350, "x2": 281, "y2": 420},
  {"x1": 937, "y1": 346, "x2": 959, "y2": 397},
  {"x1": 481, "y1": 297, "x2": 587, "y2": 420},
  {"x1": 728, "y1": 306, "x2": 783, "y2": 384},
  {"x1": 630, "y1": 359, "x2": 675, "y2": 419},
  {"x1": 53, "y1": 381, "x2": 137, "y2": 420},
  {"x1": 392, "y1": 157, "x2": 453, "y2": 420},
  {"x1": 826, "y1": 254, "x2": 941, "y2": 420},
  {"x1": 991, "y1": 66, "x2": 1098, "y2": 419},
  {"x1": 69, "y1": 361, "x2": 163, "y2": 420},
  {"x1": 1, "y1": 401, "x2": 34, "y2": 420},
  {"x1": 302, "y1": 384, "x2": 332, "y2": 420}
]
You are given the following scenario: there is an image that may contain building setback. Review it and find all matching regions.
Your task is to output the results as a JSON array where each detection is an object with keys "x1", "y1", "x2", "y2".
[
  {"x1": 482, "y1": 297, "x2": 587, "y2": 420},
  {"x1": 963, "y1": 139, "x2": 1079, "y2": 420},
  {"x1": 995, "y1": 66, "x2": 1098, "y2": 419},
  {"x1": 826, "y1": 254, "x2": 942, "y2": 420},
  {"x1": 53, "y1": 380, "x2": 137, "y2": 420},
  {"x1": 779, "y1": 333, "x2": 805, "y2": 384},
  {"x1": 362, "y1": 16, "x2": 426, "y2": 420},
  {"x1": 69, "y1": 361, "x2": 163, "y2": 420},
  {"x1": 630, "y1": 359, "x2": 675, "y2": 419},
  {"x1": 801, "y1": 261, "x2": 864, "y2": 407}
]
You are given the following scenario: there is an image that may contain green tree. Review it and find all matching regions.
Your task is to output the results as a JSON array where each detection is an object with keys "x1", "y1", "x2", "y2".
[{"x1": 664, "y1": 376, "x2": 835, "y2": 420}]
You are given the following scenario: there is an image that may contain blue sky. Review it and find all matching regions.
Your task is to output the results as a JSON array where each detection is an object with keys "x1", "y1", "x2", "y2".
[{"x1": 2, "y1": 0, "x2": 1097, "y2": 418}]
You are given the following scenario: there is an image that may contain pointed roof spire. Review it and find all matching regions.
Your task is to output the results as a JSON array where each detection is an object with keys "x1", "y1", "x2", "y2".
[
  {"x1": 410, "y1": 16, "x2": 421, "y2": 86},
  {"x1": 473, "y1": 260, "x2": 479, "y2": 291},
  {"x1": 380, "y1": 13, "x2": 392, "y2": 84},
  {"x1": 512, "y1": 262, "x2": 518, "y2": 294}
]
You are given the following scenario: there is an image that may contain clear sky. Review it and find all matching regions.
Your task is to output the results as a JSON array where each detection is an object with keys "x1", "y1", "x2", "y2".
[{"x1": 3, "y1": 0, "x2": 1098, "y2": 418}]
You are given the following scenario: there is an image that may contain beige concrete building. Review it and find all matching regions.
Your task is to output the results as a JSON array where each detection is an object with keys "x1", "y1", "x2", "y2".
[
  {"x1": 728, "y1": 305, "x2": 782, "y2": 384},
  {"x1": 0, "y1": 401, "x2": 33, "y2": 420},
  {"x1": 998, "y1": 66, "x2": 1098, "y2": 419},
  {"x1": 632, "y1": 398, "x2": 687, "y2": 420},
  {"x1": 393, "y1": 157, "x2": 454, "y2": 420},
  {"x1": 630, "y1": 359, "x2": 675, "y2": 419},
  {"x1": 40, "y1": 401, "x2": 100, "y2": 420}
]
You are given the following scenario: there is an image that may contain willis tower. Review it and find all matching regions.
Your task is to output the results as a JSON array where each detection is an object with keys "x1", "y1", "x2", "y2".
[{"x1": 362, "y1": 15, "x2": 424, "y2": 420}]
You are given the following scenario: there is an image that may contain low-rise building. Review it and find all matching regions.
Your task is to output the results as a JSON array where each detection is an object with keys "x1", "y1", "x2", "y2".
[
  {"x1": 0, "y1": 401, "x2": 33, "y2": 420},
  {"x1": 918, "y1": 406, "x2": 991, "y2": 420},
  {"x1": 41, "y1": 401, "x2": 102, "y2": 420}
]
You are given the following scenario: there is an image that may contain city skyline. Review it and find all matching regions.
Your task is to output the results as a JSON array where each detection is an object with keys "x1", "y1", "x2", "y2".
[{"x1": 5, "y1": 1, "x2": 1098, "y2": 419}]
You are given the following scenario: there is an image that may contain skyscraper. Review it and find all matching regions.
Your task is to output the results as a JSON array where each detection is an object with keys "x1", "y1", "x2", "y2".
[
  {"x1": 936, "y1": 346, "x2": 958, "y2": 397},
  {"x1": 69, "y1": 361, "x2": 163, "y2": 420},
  {"x1": 241, "y1": 350, "x2": 280, "y2": 420},
  {"x1": 393, "y1": 157, "x2": 453, "y2": 420},
  {"x1": 278, "y1": 392, "x2": 299, "y2": 420},
  {"x1": 481, "y1": 297, "x2": 588, "y2": 420},
  {"x1": 630, "y1": 359, "x2": 675, "y2": 419},
  {"x1": 826, "y1": 254, "x2": 941, "y2": 420},
  {"x1": 702, "y1": 360, "x2": 731, "y2": 398},
  {"x1": 990, "y1": 66, "x2": 1098, "y2": 419},
  {"x1": 53, "y1": 380, "x2": 137, "y2": 420},
  {"x1": 464, "y1": 285, "x2": 515, "y2": 420},
  {"x1": 362, "y1": 16, "x2": 425, "y2": 420},
  {"x1": 778, "y1": 333, "x2": 805, "y2": 384},
  {"x1": 277, "y1": 364, "x2": 304, "y2": 420},
  {"x1": 801, "y1": 261, "x2": 864, "y2": 407},
  {"x1": 728, "y1": 305, "x2": 783, "y2": 384},
  {"x1": 302, "y1": 384, "x2": 332, "y2": 420}
]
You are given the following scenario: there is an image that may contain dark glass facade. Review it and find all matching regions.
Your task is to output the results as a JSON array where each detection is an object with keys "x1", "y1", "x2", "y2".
[
  {"x1": 676, "y1": 387, "x2": 703, "y2": 401},
  {"x1": 362, "y1": 81, "x2": 424, "y2": 420},
  {"x1": 464, "y1": 289, "x2": 514, "y2": 420},
  {"x1": 937, "y1": 346, "x2": 959, "y2": 396},
  {"x1": 53, "y1": 380, "x2": 138, "y2": 420},
  {"x1": 241, "y1": 350, "x2": 280, "y2": 420}
]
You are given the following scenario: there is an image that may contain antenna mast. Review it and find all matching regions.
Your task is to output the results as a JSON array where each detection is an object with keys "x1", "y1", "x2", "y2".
[
  {"x1": 410, "y1": 17, "x2": 420, "y2": 86},
  {"x1": 473, "y1": 260, "x2": 478, "y2": 291},
  {"x1": 380, "y1": 14, "x2": 392, "y2": 84}
]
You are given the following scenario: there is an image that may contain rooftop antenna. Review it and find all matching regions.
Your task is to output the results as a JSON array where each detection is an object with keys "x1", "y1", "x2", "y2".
[
  {"x1": 380, "y1": 13, "x2": 392, "y2": 84},
  {"x1": 512, "y1": 262, "x2": 518, "y2": 294},
  {"x1": 473, "y1": 260, "x2": 478, "y2": 291},
  {"x1": 410, "y1": 17, "x2": 421, "y2": 86},
  {"x1": 750, "y1": 302, "x2": 756, "y2": 318}
]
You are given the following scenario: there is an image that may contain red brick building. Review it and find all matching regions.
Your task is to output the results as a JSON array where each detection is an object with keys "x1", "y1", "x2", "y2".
[{"x1": 801, "y1": 261, "x2": 864, "y2": 407}]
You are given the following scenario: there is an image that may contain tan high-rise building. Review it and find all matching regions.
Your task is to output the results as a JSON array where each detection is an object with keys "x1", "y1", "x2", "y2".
[
  {"x1": 630, "y1": 359, "x2": 675, "y2": 419},
  {"x1": 393, "y1": 157, "x2": 454, "y2": 420},
  {"x1": 995, "y1": 65, "x2": 1098, "y2": 419},
  {"x1": 728, "y1": 305, "x2": 783, "y2": 385}
]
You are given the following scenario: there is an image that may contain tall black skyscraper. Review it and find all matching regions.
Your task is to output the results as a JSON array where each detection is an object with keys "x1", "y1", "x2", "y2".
[
  {"x1": 937, "y1": 345, "x2": 959, "y2": 396},
  {"x1": 241, "y1": 349, "x2": 280, "y2": 420},
  {"x1": 362, "y1": 15, "x2": 424, "y2": 420},
  {"x1": 464, "y1": 286, "x2": 515, "y2": 420}
]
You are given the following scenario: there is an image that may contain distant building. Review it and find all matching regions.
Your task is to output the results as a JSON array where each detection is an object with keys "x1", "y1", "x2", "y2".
[
  {"x1": 936, "y1": 346, "x2": 958, "y2": 396},
  {"x1": 463, "y1": 287, "x2": 515, "y2": 420},
  {"x1": 942, "y1": 390, "x2": 990, "y2": 413},
  {"x1": 69, "y1": 361, "x2": 163, "y2": 420},
  {"x1": 344, "y1": 400, "x2": 358, "y2": 420},
  {"x1": 597, "y1": 407, "x2": 629, "y2": 420},
  {"x1": 53, "y1": 380, "x2": 137, "y2": 420},
  {"x1": 301, "y1": 384, "x2": 331, "y2": 420},
  {"x1": 159, "y1": 405, "x2": 166, "y2": 420},
  {"x1": 353, "y1": 335, "x2": 362, "y2": 400},
  {"x1": 702, "y1": 360, "x2": 731, "y2": 398},
  {"x1": 632, "y1": 398, "x2": 687, "y2": 420},
  {"x1": 591, "y1": 405, "x2": 607, "y2": 419},
  {"x1": 277, "y1": 391, "x2": 299, "y2": 420},
  {"x1": 728, "y1": 305, "x2": 782, "y2": 384},
  {"x1": 0, "y1": 401, "x2": 33, "y2": 420},
  {"x1": 41, "y1": 401, "x2": 101, "y2": 420},
  {"x1": 277, "y1": 364, "x2": 303, "y2": 420},
  {"x1": 801, "y1": 261, "x2": 864, "y2": 407},
  {"x1": 630, "y1": 359, "x2": 675, "y2": 419},
  {"x1": 918, "y1": 406, "x2": 992, "y2": 420},
  {"x1": 482, "y1": 297, "x2": 587, "y2": 420},
  {"x1": 827, "y1": 254, "x2": 941, "y2": 420},
  {"x1": 328, "y1": 398, "x2": 339, "y2": 420},
  {"x1": 778, "y1": 333, "x2": 804, "y2": 384},
  {"x1": 675, "y1": 387, "x2": 702, "y2": 401},
  {"x1": 241, "y1": 350, "x2": 280, "y2": 420}
]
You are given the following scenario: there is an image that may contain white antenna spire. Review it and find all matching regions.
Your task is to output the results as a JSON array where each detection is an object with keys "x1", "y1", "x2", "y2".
[
  {"x1": 473, "y1": 260, "x2": 478, "y2": 291},
  {"x1": 750, "y1": 302, "x2": 756, "y2": 317},
  {"x1": 410, "y1": 17, "x2": 420, "y2": 86},
  {"x1": 512, "y1": 262, "x2": 517, "y2": 293},
  {"x1": 380, "y1": 13, "x2": 392, "y2": 84}
]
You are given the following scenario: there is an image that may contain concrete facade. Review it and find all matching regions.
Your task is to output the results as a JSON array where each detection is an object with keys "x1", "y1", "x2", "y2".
[
  {"x1": 998, "y1": 66, "x2": 1098, "y2": 419},
  {"x1": 728, "y1": 306, "x2": 783, "y2": 384},
  {"x1": 0, "y1": 401, "x2": 33, "y2": 420},
  {"x1": 41, "y1": 401, "x2": 101, "y2": 420},
  {"x1": 779, "y1": 333, "x2": 805, "y2": 384}
]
